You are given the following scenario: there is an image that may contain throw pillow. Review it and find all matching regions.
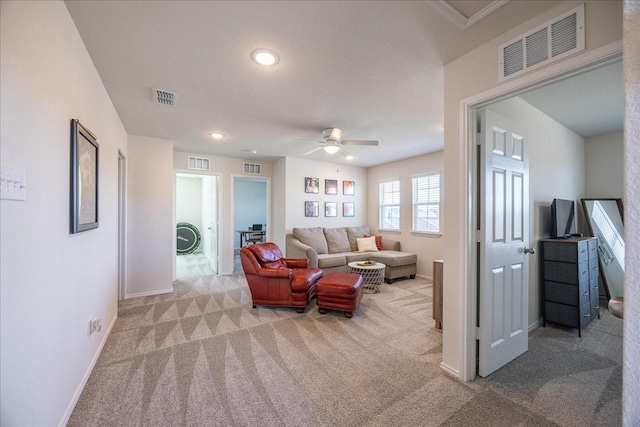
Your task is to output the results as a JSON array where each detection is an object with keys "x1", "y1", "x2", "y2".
[
  {"x1": 346, "y1": 226, "x2": 370, "y2": 251},
  {"x1": 323, "y1": 228, "x2": 351, "y2": 253},
  {"x1": 356, "y1": 236, "x2": 379, "y2": 252},
  {"x1": 364, "y1": 234, "x2": 383, "y2": 251}
]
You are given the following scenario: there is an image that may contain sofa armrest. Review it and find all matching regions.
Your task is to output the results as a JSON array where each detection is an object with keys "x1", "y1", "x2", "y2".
[
  {"x1": 258, "y1": 268, "x2": 293, "y2": 279},
  {"x1": 381, "y1": 237, "x2": 401, "y2": 251},
  {"x1": 286, "y1": 234, "x2": 319, "y2": 268},
  {"x1": 284, "y1": 258, "x2": 310, "y2": 269}
]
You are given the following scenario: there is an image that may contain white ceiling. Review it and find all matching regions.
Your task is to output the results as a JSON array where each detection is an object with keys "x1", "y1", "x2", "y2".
[{"x1": 65, "y1": 0, "x2": 565, "y2": 167}]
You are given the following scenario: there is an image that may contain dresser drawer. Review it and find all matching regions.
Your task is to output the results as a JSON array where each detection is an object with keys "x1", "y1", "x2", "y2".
[
  {"x1": 544, "y1": 261, "x2": 589, "y2": 285},
  {"x1": 589, "y1": 258, "x2": 599, "y2": 287},
  {"x1": 588, "y1": 238, "x2": 598, "y2": 260},
  {"x1": 544, "y1": 281, "x2": 589, "y2": 307},
  {"x1": 543, "y1": 240, "x2": 589, "y2": 263},
  {"x1": 544, "y1": 301, "x2": 593, "y2": 329}
]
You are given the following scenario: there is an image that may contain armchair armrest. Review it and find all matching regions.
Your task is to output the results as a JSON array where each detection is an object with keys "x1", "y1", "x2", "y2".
[
  {"x1": 258, "y1": 268, "x2": 293, "y2": 279},
  {"x1": 284, "y1": 258, "x2": 310, "y2": 269}
]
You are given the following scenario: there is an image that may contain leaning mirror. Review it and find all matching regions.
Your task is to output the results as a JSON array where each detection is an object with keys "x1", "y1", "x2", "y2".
[{"x1": 581, "y1": 198, "x2": 624, "y2": 299}]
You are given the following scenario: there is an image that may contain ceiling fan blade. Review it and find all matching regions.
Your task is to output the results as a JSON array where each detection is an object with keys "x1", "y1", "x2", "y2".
[
  {"x1": 340, "y1": 148, "x2": 354, "y2": 160},
  {"x1": 289, "y1": 138, "x2": 324, "y2": 143},
  {"x1": 341, "y1": 139, "x2": 379, "y2": 146},
  {"x1": 303, "y1": 146, "x2": 325, "y2": 156}
]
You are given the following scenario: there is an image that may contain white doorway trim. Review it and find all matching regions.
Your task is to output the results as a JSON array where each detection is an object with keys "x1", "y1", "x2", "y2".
[
  {"x1": 117, "y1": 151, "x2": 127, "y2": 301},
  {"x1": 457, "y1": 40, "x2": 623, "y2": 382}
]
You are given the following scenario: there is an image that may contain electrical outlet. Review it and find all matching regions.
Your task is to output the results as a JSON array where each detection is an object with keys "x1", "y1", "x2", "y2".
[{"x1": 89, "y1": 318, "x2": 103, "y2": 335}]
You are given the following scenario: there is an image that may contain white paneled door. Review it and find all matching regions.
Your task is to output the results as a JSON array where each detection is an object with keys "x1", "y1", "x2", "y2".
[{"x1": 478, "y1": 109, "x2": 531, "y2": 377}]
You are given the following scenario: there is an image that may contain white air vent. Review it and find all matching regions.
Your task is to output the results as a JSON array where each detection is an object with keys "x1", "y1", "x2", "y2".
[
  {"x1": 152, "y1": 88, "x2": 175, "y2": 106},
  {"x1": 243, "y1": 162, "x2": 261, "y2": 175},
  {"x1": 499, "y1": 4, "x2": 584, "y2": 81},
  {"x1": 188, "y1": 156, "x2": 210, "y2": 170}
]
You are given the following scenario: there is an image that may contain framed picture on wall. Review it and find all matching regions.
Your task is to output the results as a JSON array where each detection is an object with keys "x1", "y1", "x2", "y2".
[
  {"x1": 325, "y1": 179, "x2": 338, "y2": 195},
  {"x1": 305, "y1": 201, "x2": 319, "y2": 217},
  {"x1": 325, "y1": 202, "x2": 338, "y2": 217},
  {"x1": 343, "y1": 202, "x2": 355, "y2": 217},
  {"x1": 343, "y1": 180, "x2": 355, "y2": 196},
  {"x1": 70, "y1": 119, "x2": 99, "y2": 234},
  {"x1": 305, "y1": 177, "x2": 319, "y2": 193}
]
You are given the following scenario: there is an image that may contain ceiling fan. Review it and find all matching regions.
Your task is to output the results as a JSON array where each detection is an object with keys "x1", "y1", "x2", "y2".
[{"x1": 292, "y1": 128, "x2": 379, "y2": 158}]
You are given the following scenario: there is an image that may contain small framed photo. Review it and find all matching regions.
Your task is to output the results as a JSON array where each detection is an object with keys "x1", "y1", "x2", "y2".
[
  {"x1": 325, "y1": 179, "x2": 338, "y2": 195},
  {"x1": 343, "y1": 180, "x2": 355, "y2": 196},
  {"x1": 305, "y1": 177, "x2": 319, "y2": 194},
  {"x1": 325, "y1": 202, "x2": 338, "y2": 217},
  {"x1": 343, "y1": 202, "x2": 355, "y2": 217},
  {"x1": 305, "y1": 201, "x2": 319, "y2": 217},
  {"x1": 70, "y1": 119, "x2": 99, "y2": 234}
]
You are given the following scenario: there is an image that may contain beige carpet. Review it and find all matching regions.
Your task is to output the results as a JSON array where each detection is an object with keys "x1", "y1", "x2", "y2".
[{"x1": 68, "y1": 272, "x2": 621, "y2": 426}]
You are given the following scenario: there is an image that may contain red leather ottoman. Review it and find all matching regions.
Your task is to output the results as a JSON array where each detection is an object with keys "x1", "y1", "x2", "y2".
[{"x1": 316, "y1": 273, "x2": 364, "y2": 318}]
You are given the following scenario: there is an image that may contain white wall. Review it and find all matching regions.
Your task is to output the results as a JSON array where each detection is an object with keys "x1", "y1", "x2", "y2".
[
  {"x1": 282, "y1": 157, "x2": 368, "y2": 233},
  {"x1": 176, "y1": 175, "x2": 203, "y2": 251},
  {"x1": 623, "y1": 1, "x2": 640, "y2": 424},
  {"x1": 233, "y1": 179, "x2": 267, "y2": 249},
  {"x1": 585, "y1": 131, "x2": 624, "y2": 200},
  {"x1": 367, "y1": 151, "x2": 444, "y2": 278},
  {"x1": 272, "y1": 157, "x2": 287, "y2": 250},
  {"x1": 486, "y1": 97, "x2": 586, "y2": 326},
  {"x1": 128, "y1": 135, "x2": 174, "y2": 296},
  {"x1": 442, "y1": 0, "x2": 622, "y2": 380},
  {"x1": 0, "y1": 1, "x2": 126, "y2": 425},
  {"x1": 173, "y1": 151, "x2": 273, "y2": 274}
]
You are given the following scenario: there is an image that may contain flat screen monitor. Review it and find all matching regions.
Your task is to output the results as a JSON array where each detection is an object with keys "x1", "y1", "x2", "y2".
[
  {"x1": 252, "y1": 224, "x2": 262, "y2": 231},
  {"x1": 551, "y1": 198, "x2": 576, "y2": 238}
]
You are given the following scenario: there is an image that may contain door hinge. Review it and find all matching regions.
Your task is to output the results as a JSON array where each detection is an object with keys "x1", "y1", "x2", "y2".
[
  {"x1": 475, "y1": 230, "x2": 482, "y2": 242},
  {"x1": 476, "y1": 133, "x2": 484, "y2": 146},
  {"x1": 476, "y1": 326, "x2": 481, "y2": 338}
]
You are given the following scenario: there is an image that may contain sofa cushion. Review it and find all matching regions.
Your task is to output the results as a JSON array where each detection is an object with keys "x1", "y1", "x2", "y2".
[
  {"x1": 293, "y1": 227, "x2": 328, "y2": 254},
  {"x1": 356, "y1": 236, "x2": 379, "y2": 252},
  {"x1": 345, "y1": 252, "x2": 371, "y2": 263},
  {"x1": 324, "y1": 227, "x2": 351, "y2": 254},
  {"x1": 346, "y1": 226, "x2": 370, "y2": 251},
  {"x1": 368, "y1": 251, "x2": 417, "y2": 267},
  {"x1": 318, "y1": 253, "x2": 347, "y2": 269}
]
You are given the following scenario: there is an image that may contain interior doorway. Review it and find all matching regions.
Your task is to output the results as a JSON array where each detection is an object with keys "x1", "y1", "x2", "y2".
[
  {"x1": 232, "y1": 176, "x2": 269, "y2": 273},
  {"x1": 175, "y1": 173, "x2": 219, "y2": 279}
]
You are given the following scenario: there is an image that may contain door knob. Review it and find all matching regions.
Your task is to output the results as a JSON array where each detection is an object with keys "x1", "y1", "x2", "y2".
[{"x1": 523, "y1": 247, "x2": 536, "y2": 254}]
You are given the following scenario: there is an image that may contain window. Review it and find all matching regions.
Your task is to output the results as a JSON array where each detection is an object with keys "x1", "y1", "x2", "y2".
[
  {"x1": 412, "y1": 173, "x2": 440, "y2": 234},
  {"x1": 379, "y1": 179, "x2": 400, "y2": 230}
]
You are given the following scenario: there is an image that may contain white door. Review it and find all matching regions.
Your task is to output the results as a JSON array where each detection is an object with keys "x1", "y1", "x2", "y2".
[
  {"x1": 202, "y1": 176, "x2": 218, "y2": 274},
  {"x1": 478, "y1": 109, "x2": 531, "y2": 377}
]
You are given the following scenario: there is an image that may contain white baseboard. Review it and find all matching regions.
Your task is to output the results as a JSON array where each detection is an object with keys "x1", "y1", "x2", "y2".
[
  {"x1": 58, "y1": 314, "x2": 117, "y2": 427},
  {"x1": 439, "y1": 361, "x2": 460, "y2": 379},
  {"x1": 126, "y1": 287, "x2": 173, "y2": 299},
  {"x1": 529, "y1": 318, "x2": 543, "y2": 332},
  {"x1": 417, "y1": 273, "x2": 432, "y2": 281}
]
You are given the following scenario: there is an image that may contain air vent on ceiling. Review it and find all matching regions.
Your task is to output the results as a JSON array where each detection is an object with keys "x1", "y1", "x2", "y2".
[
  {"x1": 152, "y1": 88, "x2": 175, "y2": 106},
  {"x1": 499, "y1": 4, "x2": 584, "y2": 81},
  {"x1": 243, "y1": 162, "x2": 261, "y2": 175},
  {"x1": 188, "y1": 156, "x2": 210, "y2": 170}
]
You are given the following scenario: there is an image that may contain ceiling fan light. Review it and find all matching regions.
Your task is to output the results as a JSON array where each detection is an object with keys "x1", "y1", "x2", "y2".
[{"x1": 323, "y1": 145, "x2": 340, "y2": 155}]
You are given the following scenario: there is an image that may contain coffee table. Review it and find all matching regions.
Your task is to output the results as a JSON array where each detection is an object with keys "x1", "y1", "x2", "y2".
[{"x1": 347, "y1": 261, "x2": 386, "y2": 293}]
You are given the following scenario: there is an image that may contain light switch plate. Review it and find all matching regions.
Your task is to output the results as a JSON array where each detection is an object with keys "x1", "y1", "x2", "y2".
[{"x1": 0, "y1": 165, "x2": 27, "y2": 201}]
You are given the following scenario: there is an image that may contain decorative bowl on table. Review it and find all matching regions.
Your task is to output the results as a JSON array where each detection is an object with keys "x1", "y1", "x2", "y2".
[{"x1": 357, "y1": 261, "x2": 375, "y2": 266}]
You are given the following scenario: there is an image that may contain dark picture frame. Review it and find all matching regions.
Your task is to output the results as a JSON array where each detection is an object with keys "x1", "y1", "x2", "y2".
[
  {"x1": 325, "y1": 179, "x2": 338, "y2": 195},
  {"x1": 305, "y1": 201, "x2": 319, "y2": 217},
  {"x1": 343, "y1": 180, "x2": 355, "y2": 196},
  {"x1": 325, "y1": 202, "x2": 338, "y2": 217},
  {"x1": 70, "y1": 119, "x2": 99, "y2": 234},
  {"x1": 305, "y1": 177, "x2": 319, "y2": 194},
  {"x1": 343, "y1": 202, "x2": 355, "y2": 217}
]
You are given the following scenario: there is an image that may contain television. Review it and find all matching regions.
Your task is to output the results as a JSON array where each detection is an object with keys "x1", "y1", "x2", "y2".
[{"x1": 551, "y1": 198, "x2": 577, "y2": 238}]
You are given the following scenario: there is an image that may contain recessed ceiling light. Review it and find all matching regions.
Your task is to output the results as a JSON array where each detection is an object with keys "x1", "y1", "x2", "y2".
[
  {"x1": 251, "y1": 49, "x2": 279, "y2": 66},
  {"x1": 209, "y1": 132, "x2": 225, "y2": 139}
]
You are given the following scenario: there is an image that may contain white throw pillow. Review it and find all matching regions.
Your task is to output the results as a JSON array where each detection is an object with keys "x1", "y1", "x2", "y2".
[{"x1": 356, "y1": 236, "x2": 379, "y2": 252}]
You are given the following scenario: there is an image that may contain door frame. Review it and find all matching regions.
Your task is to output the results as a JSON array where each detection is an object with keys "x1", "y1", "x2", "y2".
[
  {"x1": 458, "y1": 41, "x2": 623, "y2": 382},
  {"x1": 117, "y1": 151, "x2": 127, "y2": 300}
]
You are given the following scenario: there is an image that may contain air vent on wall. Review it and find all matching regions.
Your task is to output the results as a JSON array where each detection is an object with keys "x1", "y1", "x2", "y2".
[
  {"x1": 499, "y1": 4, "x2": 584, "y2": 81},
  {"x1": 243, "y1": 162, "x2": 261, "y2": 175},
  {"x1": 152, "y1": 88, "x2": 175, "y2": 106},
  {"x1": 188, "y1": 156, "x2": 210, "y2": 170}
]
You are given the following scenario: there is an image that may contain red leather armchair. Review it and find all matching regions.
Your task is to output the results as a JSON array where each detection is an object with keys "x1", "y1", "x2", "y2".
[{"x1": 240, "y1": 242, "x2": 323, "y2": 313}]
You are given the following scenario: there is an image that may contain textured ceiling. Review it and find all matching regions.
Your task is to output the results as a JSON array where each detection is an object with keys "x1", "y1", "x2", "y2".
[{"x1": 65, "y1": 0, "x2": 562, "y2": 167}]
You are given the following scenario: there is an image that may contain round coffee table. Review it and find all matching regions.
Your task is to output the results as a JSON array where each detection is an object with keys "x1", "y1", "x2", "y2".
[{"x1": 347, "y1": 261, "x2": 386, "y2": 293}]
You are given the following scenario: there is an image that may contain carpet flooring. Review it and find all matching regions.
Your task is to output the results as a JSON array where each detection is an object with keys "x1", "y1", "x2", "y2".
[{"x1": 68, "y1": 267, "x2": 622, "y2": 426}]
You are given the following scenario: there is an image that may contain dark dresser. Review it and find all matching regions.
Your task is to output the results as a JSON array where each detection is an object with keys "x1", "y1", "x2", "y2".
[{"x1": 541, "y1": 237, "x2": 600, "y2": 337}]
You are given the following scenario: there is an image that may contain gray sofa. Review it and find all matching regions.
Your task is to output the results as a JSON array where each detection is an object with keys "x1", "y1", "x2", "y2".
[{"x1": 286, "y1": 226, "x2": 417, "y2": 283}]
